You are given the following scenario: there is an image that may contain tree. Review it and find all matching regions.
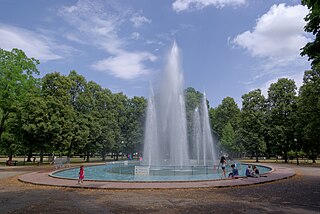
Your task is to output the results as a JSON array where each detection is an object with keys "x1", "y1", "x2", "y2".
[
  {"x1": 239, "y1": 89, "x2": 266, "y2": 162},
  {"x1": 86, "y1": 81, "x2": 115, "y2": 161},
  {"x1": 297, "y1": 64, "x2": 320, "y2": 163},
  {"x1": 14, "y1": 91, "x2": 50, "y2": 163},
  {"x1": 111, "y1": 92, "x2": 128, "y2": 160},
  {"x1": 0, "y1": 48, "x2": 40, "y2": 142},
  {"x1": 301, "y1": 0, "x2": 320, "y2": 67},
  {"x1": 41, "y1": 72, "x2": 74, "y2": 158},
  {"x1": 124, "y1": 96, "x2": 147, "y2": 157},
  {"x1": 220, "y1": 122, "x2": 242, "y2": 157},
  {"x1": 210, "y1": 97, "x2": 240, "y2": 138},
  {"x1": 67, "y1": 71, "x2": 90, "y2": 159},
  {"x1": 185, "y1": 87, "x2": 203, "y2": 147},
  {"x1": 266, "y1": 78, "x2": 297, "y2": 163}
]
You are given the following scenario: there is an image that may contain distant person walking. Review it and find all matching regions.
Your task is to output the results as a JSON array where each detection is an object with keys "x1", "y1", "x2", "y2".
[{"x1": 78, "y1": 165, "x2": 84, "y2": 184}]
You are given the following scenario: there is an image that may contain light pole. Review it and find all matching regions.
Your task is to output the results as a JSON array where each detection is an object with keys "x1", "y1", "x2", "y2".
[
  {"x1": 121, "y1": 141, "x2": 124, "y2": 160},
  {"x1": 294, "y1": 138, "x2": 299, "y2": 165}
]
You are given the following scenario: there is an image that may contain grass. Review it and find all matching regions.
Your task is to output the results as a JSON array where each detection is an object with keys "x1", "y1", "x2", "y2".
[
  {"x1": 0, "y1": 155, "x2": 137, "y2": 167},
  {"x1": 240, "y1": 157, "x2": 320, "y2": 166},
  {"x1": 1, "y1": 156, "x2": 318, "y2": 167}
]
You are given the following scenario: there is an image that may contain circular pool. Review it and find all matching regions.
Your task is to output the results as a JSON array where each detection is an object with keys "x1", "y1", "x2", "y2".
[{"x1": 51, "y1": 161, "x2": 272, "y2": 182}]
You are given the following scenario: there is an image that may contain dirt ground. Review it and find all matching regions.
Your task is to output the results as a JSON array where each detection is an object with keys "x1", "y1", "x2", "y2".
[{"x1": 0, "y1": 163, "x2": 319, "y2": 214}]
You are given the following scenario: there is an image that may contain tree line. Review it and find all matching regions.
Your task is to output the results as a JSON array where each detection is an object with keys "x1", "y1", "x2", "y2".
[
  {"x1": 211, "y1": 0, "x2": 320, "y2": 163},
  {"x1": 0, "y1": 48, "x2": 319, "y2": 164},
  {"x1": 0, "y1": 48, "x2": 146, "y2": 163},
  {"x1": 0, "y1": 0, "x2": 318, "y2": 164}
]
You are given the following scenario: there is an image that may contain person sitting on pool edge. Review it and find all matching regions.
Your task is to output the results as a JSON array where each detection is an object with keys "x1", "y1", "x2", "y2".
[
  {"x1": 252, "y1": 165, "x2": 260, "y2": 177},
  {"x1": 228, "y1": 164, "x2": 239, "y2": 179},
  {"x1": 246, "y1": 165, "x2": 254, "y2": 177}
]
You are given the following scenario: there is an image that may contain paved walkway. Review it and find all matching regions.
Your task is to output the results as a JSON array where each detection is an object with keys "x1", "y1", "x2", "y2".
[{"x1": 18, "y1": 163, "x2": 294, "y2": 189}]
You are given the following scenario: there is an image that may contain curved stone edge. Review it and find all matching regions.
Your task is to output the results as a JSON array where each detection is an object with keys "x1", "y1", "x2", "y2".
[{"x1": 18, "y1": 163, "x2": 295, "y2": 190}]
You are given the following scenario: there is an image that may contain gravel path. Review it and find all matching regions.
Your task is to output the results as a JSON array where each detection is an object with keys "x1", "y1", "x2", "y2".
[{"x1": 0, "y1": 163, "x2": 319, "y2": 214}]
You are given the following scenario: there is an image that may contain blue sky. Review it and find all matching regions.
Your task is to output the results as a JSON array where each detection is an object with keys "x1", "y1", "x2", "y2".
[{"x1": 0, "y1": 0, "x2": 312, "y2": 107}]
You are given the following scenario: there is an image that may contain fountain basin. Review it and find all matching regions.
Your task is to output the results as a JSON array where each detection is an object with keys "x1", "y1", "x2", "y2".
[{"x1": 50, "y1": 161, "x2": 272, "y2": 182}]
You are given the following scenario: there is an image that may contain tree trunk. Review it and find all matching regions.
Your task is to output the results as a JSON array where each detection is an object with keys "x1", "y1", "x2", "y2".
[
  {"x1": 284, "y1": 147, "x2": 288, "y2": 163},
  {"x1": 67, "y1": 142, "x2": 73, "y2": 158},
  {"x1": 0, "y1": 111, "x2": 9, "y2": 140},
  {"x1": 101, "y1": 149, "x2": 107, "y2": 161},
  {"x1": 40, "y1": 147, "x2": 44, "y2": 163},
  {"x1": 311, "y1": 150, "x2": 316, "y2": 163},
  {"x1": 86, "y1": 151, "x2": 90, "y2": 162},
  {"x1": 27, "y1": 148, "x2": 33, "y2": 162}
]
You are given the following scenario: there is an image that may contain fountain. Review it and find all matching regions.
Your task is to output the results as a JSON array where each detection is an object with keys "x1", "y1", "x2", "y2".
[
  {"x1": 143, "y1": 42, "x2": 190, "y2": 167},
  {"x1": 143, "y1": 42, "x2": 216, "y2": 168},
  {"x1": 51, "y1": 42, "x2": 272, "y2": 182}
]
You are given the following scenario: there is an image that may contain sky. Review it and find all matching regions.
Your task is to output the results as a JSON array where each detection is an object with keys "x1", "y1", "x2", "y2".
[{"x1": 0, "y1": 0, "x2": 312, "y2": 107}]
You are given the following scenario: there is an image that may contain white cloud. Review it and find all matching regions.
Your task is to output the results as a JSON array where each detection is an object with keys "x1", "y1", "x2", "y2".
[
  {"x1": 172, "y1": 0, "x2": 247, "y2": 12},
  {"x1": 234, "y1": 4, "x2": 311, "y2": 99},
  {"x1": 130, "y1": 15, "x2": 151, "y2": 27},
  {"x1": 92, "y1": 51, "x2": 156, "y2": 79},
  {"x1": 131, "y1": 32, "x2": 140, "y2": 40},
  {"x1": 233, "y1": 4, "x2": 310, "y2": 66},
  {"x1": 58, "y1": 0, "x2": 155, "y2": 80},
  {"x1": 0, "y1": 24, "x2": 62, "y2": 61},
  {"x1": 256, "y1": 72, "x2": 304, "y2": 97}
]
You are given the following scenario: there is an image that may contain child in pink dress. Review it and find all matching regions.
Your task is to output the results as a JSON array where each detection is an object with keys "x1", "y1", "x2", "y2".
[{"x1": 78, "y1": 165, "x2": 84, "y2": 184}]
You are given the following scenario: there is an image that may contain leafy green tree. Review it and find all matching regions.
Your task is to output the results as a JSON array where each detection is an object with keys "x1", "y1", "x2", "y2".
[
  {"x1": 111, "y1": 92, "x2": 128, "y2": 160},
  {"x1": 0, "y1": 115, "x2": 21, "y2": 160},
  {"x1": 301, "y1": 0, "x2": 320, "y2": 67},
  {"x1": 297, "y1": 64, "x2": 320, "y2": 163},
  {"x1": 185, "y1": 87, "x2": 203, "y2": 148},
  {"x1": 0, "y1": 48, "x2": 40, "y2": 144},
  {"x1": 41, "y1": 72, "x2": 74, "y2": 157},
  {"x1": 124, "y1": 96, "x2": 147, "y2": 157},
  {"x1": 210, "y1": 97, "x2": 240, "y2": 138},
  {"x1": 86, "y1": 82, "x2": 115, "y2": 161},
  {"x1": 239, "y1": 89, "x2": 266, "y2": 162},
  {"x1": 67, "y1": 71, "x2": 90, "y2": 158},
  {"x1": 14, "y1": 91, "x2": 51, "y2": 163},
  {"x1": 266, "y1": 78, "x2": 297, "y2": 163},
  {"x1": 220, "y1": 122, "x2": 242, "y2": 157}
]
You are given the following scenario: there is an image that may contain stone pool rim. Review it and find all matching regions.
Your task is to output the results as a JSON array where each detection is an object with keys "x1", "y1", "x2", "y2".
[{"x1": 19, "y1": 163, "x2": 295, "y2": 189}]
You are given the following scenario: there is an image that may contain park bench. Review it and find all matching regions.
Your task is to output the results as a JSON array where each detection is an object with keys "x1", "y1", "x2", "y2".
[{"x1": 53, "y1": 157, "x2": 70, "y2": 169}]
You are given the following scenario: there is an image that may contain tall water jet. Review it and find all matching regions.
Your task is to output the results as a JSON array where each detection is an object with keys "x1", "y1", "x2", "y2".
[
  {"x1": 143, "y1": 86, "x2": 159, "y2": 166},
  {"x1": 192, "y1": 107, "x2": 202, "y2": 164},
  {"x1": 191, "y1": 93, "x2": 217, "y2": 166},
  {"x1": 199, "y1": 92, "x2": 217, "y2": 165},
  {"x1": 143, "y1": 42, "x2": 189, "y2": 167}
]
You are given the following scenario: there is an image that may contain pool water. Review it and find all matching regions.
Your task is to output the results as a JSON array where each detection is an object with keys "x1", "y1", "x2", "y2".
[{"x1": 51, "y1": 161, "x2": 271, "y2": 182}]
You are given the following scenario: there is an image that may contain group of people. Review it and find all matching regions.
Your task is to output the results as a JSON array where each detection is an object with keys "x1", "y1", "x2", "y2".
[
  {"x1": 219, "y1": 156, "x2": 239, "y2": 178},
  {"x1": 219, "y1": 156, "x2": 261, "y2": 179},
  {"x1": 245, "y1": 164, "x2": 260, "y2": 178}
]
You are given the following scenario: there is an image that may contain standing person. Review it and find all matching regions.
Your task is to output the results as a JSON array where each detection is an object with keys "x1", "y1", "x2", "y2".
[
  {"x1": 78, "y1": 165, "x2": 84, "y2": 184},
  {"x1": 219, "y1": 156, "x2": 227, "y2": 178}
]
